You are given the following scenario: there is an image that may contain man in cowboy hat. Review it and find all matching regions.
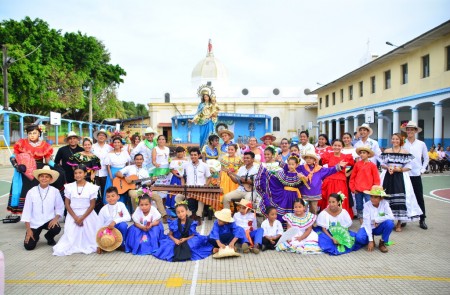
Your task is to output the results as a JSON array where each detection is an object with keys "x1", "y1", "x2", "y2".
[
  {"x1": 219, "y1": 129, "x2": 240, "y2": 156},
  {"x1": 402, "y1": 121, "x2": 429, "y2": 230},
  {"x1": 21, "y1": 166, "x2": 64, "y2": 250},
  {"x1": 92, "y1": 129, "x2": 113, "y2": 198},
  {"x1": 354, "y1": 123, "x2": 381, "y2": 165},
  {"x1": 54, "y1": 131, "x2": 83, "y2": 183},
  {"x1": 130, "y1": 127, "x2": 158, "y2": 173}
]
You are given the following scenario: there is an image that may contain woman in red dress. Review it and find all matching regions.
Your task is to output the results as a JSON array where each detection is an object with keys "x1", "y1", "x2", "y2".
[
  {"x1": 319, "y1": 139, "x2": 354, "y2": 218},
  {"x1": 8, "y1": 124, "x2": 64, "y2": 214}
]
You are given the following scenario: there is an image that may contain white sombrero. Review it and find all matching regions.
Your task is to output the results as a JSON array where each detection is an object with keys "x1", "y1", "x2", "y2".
[
  {"x1": 64, "y1": 131, "x2": 82, "y2": 143},
  {"x1": 357, "y1": 123, "x2": 373, "y2": 136},
  {"x1": 400, "y1": 121, "x2": 423, "y2": 133},
  {"x1": 33, "y1": 165, "x2": 60, "y2": 183},
  {"x1": 93, "y1": 129, "x2": 110, "y2": 140}
]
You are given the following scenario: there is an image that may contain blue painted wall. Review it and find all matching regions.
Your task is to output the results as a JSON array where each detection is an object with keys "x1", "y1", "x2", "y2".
[{"x1": 171, "y1": 113, "x2": 272, "y2": 145}]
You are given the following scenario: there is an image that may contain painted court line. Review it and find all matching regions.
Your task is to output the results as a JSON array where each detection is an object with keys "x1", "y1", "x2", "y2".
[
  {"x1": 189, "y1": 218, "x2": 206, "y2": 295},
  {"x1": 430, "y1": 188, "x2": 450, "y2": 199},
  {"x1": 424, "y1": 194, "x2": 450, "y2": 204},
  {"x1": 7, "y1": 275, "x2": 450, "y2": 286}
]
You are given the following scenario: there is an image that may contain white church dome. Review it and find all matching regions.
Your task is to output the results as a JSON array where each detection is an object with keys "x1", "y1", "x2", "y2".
[{"x1": 191, "y1": 40, "x2": 229, "y2": 94}]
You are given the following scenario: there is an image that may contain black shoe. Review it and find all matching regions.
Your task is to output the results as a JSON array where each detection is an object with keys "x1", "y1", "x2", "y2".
[
  {"x1": 47, "y1": 239, "x2": 57, "y2": 246},
  {"x1": 419, "y1": 220, "x2": 428, "y2": 230},
  {"x1": 401, "y1": 223, "x2": 407, "y2": 228}
]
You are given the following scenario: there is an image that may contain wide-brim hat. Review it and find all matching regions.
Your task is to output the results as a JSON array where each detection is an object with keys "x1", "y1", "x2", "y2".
[
  {"x1": 213, "y1": 246, "x2": 241, "y2": 259},
  {"x1": 32, "y1": 165, "x2": 59, "y2": 183},
  {"x1": 400, "y1": 121, "x2": 423, "y2": 133},
  {"x1": 260, "y1": 133, "x2": 276, "y2": 142},
  {"x1": 236, "y1": 199, "x2": 253, "y2": 210},
  {"x1": 363, "y1": 185, "x2": 389, "y2": 197},
  {"x1": 214, "y1": 208, "x2": 234, "y2": 223},
  {"x1": 356, "y1": 146, "x2": 375, "y2": 158},
  {"x1": 96, "y1": 227, "x2": 123, "y2": 252},
  {"x1": 93, "y1": 129, "x2": 110, "y2": 140},
  {"x1": 301, "y1": 153, "x2": 319, "y2": 162},
  {"x1": 357, "y1": 123, "x2": 373, "y2": 136},
  {"x1": 144, "y1": 127, "x2": 157, "y2": 135},
  {"x1": 218, "y1": 129, "x2": 234, "y2": 140},
  {"x1": 64, "y1": 131, "x2": 82, "y2": 143}
]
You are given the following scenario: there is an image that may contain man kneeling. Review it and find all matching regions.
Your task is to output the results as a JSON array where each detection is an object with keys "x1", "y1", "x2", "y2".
[{"x1": 22, "y1": 166, "x2": 64, "y2": 250}]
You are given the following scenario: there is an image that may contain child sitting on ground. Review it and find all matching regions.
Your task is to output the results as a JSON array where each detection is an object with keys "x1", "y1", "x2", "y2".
[
  {"x1": 97, "y1": 186, "x2": 131, "y2": 253},
  {"x1": 208, "y1": 208, "x2": 247, "y2": 254},
  {"x1": 125, "y1": 193, "x2": 163, "y2": 255},
  {"x1": 355, "y1": 185, "x2": 394, "y2": 253},
  {"x1": 276, "y1": 198, "x2": 322, "y2": 254},
  {"x1": 260, "y1": 206, "x2": 283, "y2": 251},
  {"x1": 233, "y1": 199, "x2": 263, "y2": 254},
  {"x1": 153, "y1": 201, "x2": 213, "y2": 262}
]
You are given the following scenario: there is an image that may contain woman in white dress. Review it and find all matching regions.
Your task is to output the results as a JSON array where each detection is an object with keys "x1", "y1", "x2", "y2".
[
  {"x1": 53, "y1": 165, "x2": 101, "y2": 256},
  {"x1": 103, "y1": 136, "x2": 131, "y2": 203}
]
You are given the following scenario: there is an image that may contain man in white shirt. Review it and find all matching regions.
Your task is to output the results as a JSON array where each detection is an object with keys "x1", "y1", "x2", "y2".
[
  {"x1": 92, "y1": 129, "x2": 113, "y2": 200},
  {"x1": 21, "y1": 166, "x2": 65, "y2": 250},
  {"x1": 130, "y1": 127, "x2": 157, "y2": 173},
  {"x1": 222, "y1": 151, "x2": 259, "y2": 210},
  {"x1": 298, "y1": 131, "x2": 315, "y2": 156},
  {"x1": 354, "y1": 123, "x2": 381, "y2": 165},
  {"x1": 401, "y1": 121, "x2": 429, "y2": 230},
  {"x1": 175, "y1": 147, "x2": 211, "y2": 224},
  {"x1": 116, "y1": 153, "x2": 168, "y2": 223}
]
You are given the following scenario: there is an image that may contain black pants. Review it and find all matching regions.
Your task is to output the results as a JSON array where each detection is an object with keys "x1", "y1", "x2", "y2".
[
  {"x1": 95, "y1": 176, "x2": 107, "y2": 213},
  {"x1": 262, "y1": 237, "x2": 280, "y2": 250},
  {"x1": 188, "y1": 198, "x2": 199, "y2": 216},
  {"x1": 24, "y1": 220, "x2": 61, "y2": 250},
  {"x1": 410, "y1": 176, "x2": 426, "y2": 220}
]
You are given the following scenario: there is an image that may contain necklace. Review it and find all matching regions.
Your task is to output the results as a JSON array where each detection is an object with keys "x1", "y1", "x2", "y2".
[
  {"x1": 38, "y1": 186, "x2": 50, "y2": 214},
  {"x1": 77, "y1": 182, "x2": 86, "y2": 195},
  {"x1": 114, "y1": 150, "x2": 121, "y2": 156}
]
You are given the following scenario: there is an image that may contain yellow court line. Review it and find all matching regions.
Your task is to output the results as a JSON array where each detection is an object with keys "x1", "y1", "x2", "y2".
[{"x1": 7, "y1": 275, "x2": 450, "y2": 287}]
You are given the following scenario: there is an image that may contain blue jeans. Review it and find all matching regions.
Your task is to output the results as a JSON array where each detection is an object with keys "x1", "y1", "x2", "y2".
[
  {"x1": 115, "y1": 222, "x2": 129, "y2": 247},
  {"x1": 355, "y1": 192, "x2": 370, "y2": 218},
  {"x1": 248, "y1": 228, "x2": 264, "y2": 246},
  {"x1": 355, "y1": 219, "x2": 395, "y2": 245}
]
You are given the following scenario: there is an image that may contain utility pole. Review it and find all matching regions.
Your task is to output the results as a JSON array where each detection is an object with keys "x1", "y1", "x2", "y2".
[
  {"x1": 88, "y1": 81, "x2": 93, "y2": 122},
  {"x1": 2, "y1": 45, "x2": 9, "y2": 110}
]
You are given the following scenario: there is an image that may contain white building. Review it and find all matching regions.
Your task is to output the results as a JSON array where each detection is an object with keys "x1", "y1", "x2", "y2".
[{"x1": 148, "y1": 40, "x2": 318, "y2": 144}]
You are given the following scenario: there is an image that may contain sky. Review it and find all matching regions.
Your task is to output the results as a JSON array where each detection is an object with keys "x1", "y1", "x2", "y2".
[{"x1": 1, "y1": 0, "x2": 449, "y2": 104}]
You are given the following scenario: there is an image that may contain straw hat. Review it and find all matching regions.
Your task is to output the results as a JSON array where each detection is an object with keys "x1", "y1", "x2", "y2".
[
  {"x1": 33, "y1": 165, "x2": 59, "y2": 183},
  {"x1": 96, "y1": 227, "x2": 123, "y2": 252},
  {"x1": 64, "y1": 131, "x2": 82, "y2": 143},
  {"x1": 400, "y1": 121, "x2": 422, "y2": 133},
  {"x1": 363, "y1": 185, "x2": 389, "y2": 197},
  {"x1": 93, "y1": 129, "x2": 110, "y2": 140},
  {"x1": 213, "y1": 246, "x2": 241, "y2": 259},
  {"x1": 214, "y1": 208, "x2": 234, "y2": 223},
  {"x1": 357, "y1": 123, "x2": 373, "y2": 136},
  {"x1": 218, "y1": 129, "x2": 234, "y2": 140},
  {"x1": 260, "y1": 133, "x2": 276, "y2": 142},
  {"x1": 356, "y1": 146, "x2": 375, "y2": 158},
  {"x1": 237, "y1": 199, "x2": 253, "y2": 210},
  {"x1": 301, "y1": 153, "x2": 319, "y2": 162},
  {"x1": 144, "y1": 127, "x2": 157, "y2": 135}
]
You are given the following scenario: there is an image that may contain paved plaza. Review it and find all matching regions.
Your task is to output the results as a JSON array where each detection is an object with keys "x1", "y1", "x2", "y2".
[{"x1": 0, "y1": 167, "x2": 449, "y2": 295}]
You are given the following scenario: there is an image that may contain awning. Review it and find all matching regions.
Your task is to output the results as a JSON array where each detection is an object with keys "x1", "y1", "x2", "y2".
[{"x1": 158, "y1": 123, "x2": 172, "y2": 127}]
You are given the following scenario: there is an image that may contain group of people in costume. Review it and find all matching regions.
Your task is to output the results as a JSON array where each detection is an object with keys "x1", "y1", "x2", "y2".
[{"x1": 8, "y1": 115, "x2": 430, "y2": 260}]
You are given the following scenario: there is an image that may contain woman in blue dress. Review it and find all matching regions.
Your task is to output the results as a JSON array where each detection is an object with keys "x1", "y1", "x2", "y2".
[{"x1": 153, "y1": 202, "x2": 213, "y2": 262}]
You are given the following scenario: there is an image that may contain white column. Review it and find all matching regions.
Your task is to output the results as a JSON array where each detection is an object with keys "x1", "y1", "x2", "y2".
[
  {"x1": 434, "y1": 103, "x2": 443, "y2": 145},
  {"x1": 392, "y1": 110, "x2": 399, "y2": 133},
  {"x1": 378, "y1": 112, "x2": 384, "y2": 146},
  {"x1": 344, "y1": 117, "x2": 349, "y2": 133},
  {"x1": 411, "y1": 106, "x2": 418, "y2": 124},
  {"x1": 328, "y1": 120, "x2": 333, "y2": 139},
  {"x1": 316, "y1": 121, "x2": 321, "y2": 140},
  {"x1": 335, "y1": 119, "x2": 341, "y2": 140},
  {"x1": 411, "y1": 106, "x2": 418, "y2": 139},
  {"x1": 353, "y1": 116, "x2": 359, "y2": 132}
]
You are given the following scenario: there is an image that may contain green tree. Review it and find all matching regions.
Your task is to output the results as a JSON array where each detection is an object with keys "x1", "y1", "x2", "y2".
[{"x1": 0, "y1": 17, "x2": 126, "y2": 121}]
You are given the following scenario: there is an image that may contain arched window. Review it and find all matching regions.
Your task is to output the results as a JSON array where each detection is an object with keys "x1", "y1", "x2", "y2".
[{"x1": 273, "y1": 117, "x2": 281, "y2": 132}]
